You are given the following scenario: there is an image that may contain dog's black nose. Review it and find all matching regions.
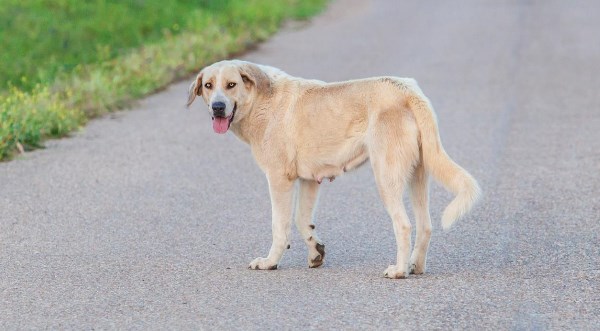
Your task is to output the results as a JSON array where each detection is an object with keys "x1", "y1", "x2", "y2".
[
  {"x1": 211, "y1": 101, "x2": 226, "y2": 117},
  {"x1": 212, "y1": 101, "x2": 226, "y2": 112}
]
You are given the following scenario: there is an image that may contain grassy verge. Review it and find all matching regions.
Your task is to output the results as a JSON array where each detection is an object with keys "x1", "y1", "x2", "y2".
[{"x1": 0, "y1": 0, "x2": 327, "y2": 161}]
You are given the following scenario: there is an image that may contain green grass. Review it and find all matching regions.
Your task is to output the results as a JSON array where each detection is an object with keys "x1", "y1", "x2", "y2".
[
  {"x1": 0, "y1": 0, "x2": 327, "y2": 161},
  {"x1": 0, "y1": 85, "x2": 83, "y2": 160}
]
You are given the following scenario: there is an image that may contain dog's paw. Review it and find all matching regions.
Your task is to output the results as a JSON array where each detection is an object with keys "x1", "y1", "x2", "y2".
[
  {"x1": 308, "y1": 242, "x2": 325, "y2": 268},
  {"x1": 383, "y1": 265, "x2": 408, "y2": 279},
  {"x1": 409, "y1": 262, "x2": 425, "y2": 275},
  {"x1": 248, "y1": 257, "x2": 278, "y2": 270}
]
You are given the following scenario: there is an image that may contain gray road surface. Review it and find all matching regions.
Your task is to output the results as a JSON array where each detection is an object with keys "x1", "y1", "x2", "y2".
[{"x1": 1, "y1": 0, "x2": 599, "y2": 329}]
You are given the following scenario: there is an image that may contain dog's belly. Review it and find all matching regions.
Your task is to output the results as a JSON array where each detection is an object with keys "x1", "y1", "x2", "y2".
[{"x1": 296, "y1": 144, "x2": 368, "y2": 182}]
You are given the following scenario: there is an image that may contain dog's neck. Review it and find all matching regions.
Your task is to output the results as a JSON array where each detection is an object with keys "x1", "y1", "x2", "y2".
[
  {"x1": 229, "y1": 99, "x2": 268, "y2": 145},
  {"x1": 229, "y1": 84, "x2": 280, "y2": 146}
]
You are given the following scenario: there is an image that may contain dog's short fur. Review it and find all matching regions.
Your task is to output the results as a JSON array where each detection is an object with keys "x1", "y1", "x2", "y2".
[{"x1": 187, "y1": 60, "x2": 480, "y2": 278}]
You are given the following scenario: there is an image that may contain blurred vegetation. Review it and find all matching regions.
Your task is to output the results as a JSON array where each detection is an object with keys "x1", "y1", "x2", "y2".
[{"x1": 0, "y1": 0, "x2": 327, "y2": 160}]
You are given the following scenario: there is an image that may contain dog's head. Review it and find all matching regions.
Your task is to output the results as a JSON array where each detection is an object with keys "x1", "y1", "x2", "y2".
[{"x1": 187, "y1": 60, "x2": 270, "y2": 134}]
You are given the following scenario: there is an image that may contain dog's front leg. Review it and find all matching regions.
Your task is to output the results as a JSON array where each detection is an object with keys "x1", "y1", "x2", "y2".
[
  {"x1": 295, "y1": 179, "x2": 325, "y2": 268},
  {"x1": 249, "y1": 176, "x2": 295, "y2": 270}
]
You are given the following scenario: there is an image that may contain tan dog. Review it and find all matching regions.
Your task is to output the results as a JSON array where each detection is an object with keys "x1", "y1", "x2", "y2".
[{"x1": 187, "y1": 60, "x2": 480, "y2": 278}]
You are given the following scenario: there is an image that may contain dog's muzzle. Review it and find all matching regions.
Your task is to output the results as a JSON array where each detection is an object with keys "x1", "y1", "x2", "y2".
[{"x1": 211, "y1": 102, "x2": 236, "y2": 134}]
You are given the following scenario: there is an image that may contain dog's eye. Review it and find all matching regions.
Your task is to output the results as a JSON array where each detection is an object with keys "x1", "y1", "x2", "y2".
[
  {"x1": 204, "y1": 82, "x2": 212, "y2": 89},
  {"x1": 227, "y1": 82, "x2": 237, "y2": 89}
]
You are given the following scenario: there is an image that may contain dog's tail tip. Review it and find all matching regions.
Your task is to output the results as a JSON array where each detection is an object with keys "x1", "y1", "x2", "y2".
[{"x1": 440, "y1": 180, "x2": 481, "y2": 230}]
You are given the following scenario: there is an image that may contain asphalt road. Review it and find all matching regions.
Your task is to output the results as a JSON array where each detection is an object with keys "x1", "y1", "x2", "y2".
[{"x1": 1, "y1": 0, "x2": 599, "y2": 329}]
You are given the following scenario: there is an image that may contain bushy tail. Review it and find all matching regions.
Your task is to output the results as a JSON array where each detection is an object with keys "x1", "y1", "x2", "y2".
[{"x1": 402, "y1": 79, "x2": 481, "y2": 229}]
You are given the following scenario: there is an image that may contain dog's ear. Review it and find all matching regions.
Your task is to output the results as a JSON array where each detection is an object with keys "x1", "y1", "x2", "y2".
[
  {"x1": 186, "y1": 71, "x2": 203, "y2": 107},
  {"x1": 238, "y1": 63, "x2": 270, "y2": 93}
]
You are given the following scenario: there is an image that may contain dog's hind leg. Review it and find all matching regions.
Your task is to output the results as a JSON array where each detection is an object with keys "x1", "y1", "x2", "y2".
[
  {"x1": 369, "y1": 109, "x2": 419, "y2": 279},
  {"x1": 373, "y1": 160, "x2": 413, "y2": 279},
  {"x1": 249, "y1": 176, "x2": 295, "y2": 270},
  {"x1": 294, "y1": 179, "x2": 325, "y2": 268},
  {"x1": 409, "y1": 157, "x2": 432, "y2": 275}
]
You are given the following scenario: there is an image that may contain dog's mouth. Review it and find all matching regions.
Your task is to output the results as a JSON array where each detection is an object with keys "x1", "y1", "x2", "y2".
[{"x1": 211, "y1": 103, "x2": 236, "y2": 134}]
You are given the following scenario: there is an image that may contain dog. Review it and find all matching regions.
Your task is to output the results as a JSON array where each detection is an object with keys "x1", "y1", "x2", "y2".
[{"x1": 186, "y1": 60, "x2": 480, "y2": 278}]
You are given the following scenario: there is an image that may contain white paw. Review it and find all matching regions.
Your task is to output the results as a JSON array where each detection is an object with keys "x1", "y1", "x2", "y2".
[
  {"x1": 383, "y1": 265, "x2": 408, "y2": 279},
  {"x1": 248, "y1": 257, "x2": 278, "y2": 270}
]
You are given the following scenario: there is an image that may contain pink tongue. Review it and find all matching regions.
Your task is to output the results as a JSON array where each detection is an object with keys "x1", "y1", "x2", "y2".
[{"x1": 212, "y1": 117, "x2": 229, "y2": 134}]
